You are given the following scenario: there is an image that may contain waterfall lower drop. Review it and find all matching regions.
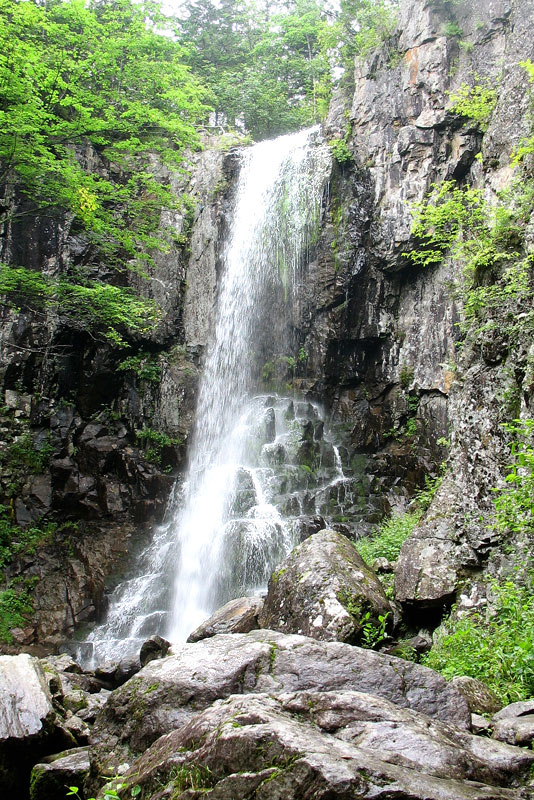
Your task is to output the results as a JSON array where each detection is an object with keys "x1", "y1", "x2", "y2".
[{"x1": 82, "y1": 127, "x2": 340, "y2": 665}]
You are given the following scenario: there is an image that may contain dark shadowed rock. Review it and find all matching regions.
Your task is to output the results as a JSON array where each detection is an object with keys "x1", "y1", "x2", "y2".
[
  {"x1": 258, "y1": 530, "x2": 392, "y2": 643},
  {"x1": 118, "y1": 691, "x2": 533, "y2": 800},
  {"x1": 140, "y1": 634, "x2": 171, "y2": 666},
  {"x1": 187, "y1": 597, "x2": 263, "y2": 642},
  {"x1": 30, "y1": 747, "x2": 90, "y2": 800},
  {"x1": 89, "y1": 629, "x2": 471, "y2": 774}
]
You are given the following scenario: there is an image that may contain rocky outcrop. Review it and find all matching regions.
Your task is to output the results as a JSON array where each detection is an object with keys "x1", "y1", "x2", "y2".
[
  {"x1": 0, "y1": 142, "x2": 227, "y2": 649},
  {"x1": 258, "y1": 529, "x2": 392, "y2": 643},
  {"x1": 88, "y1": 628, "x2": 471, "y2": 777},
  {"x1": 115, "y1": 690, "x2": 533, "y2": 800},
  {"x1": 303, "y1": 0, "x2": 534, "y2": 616}
]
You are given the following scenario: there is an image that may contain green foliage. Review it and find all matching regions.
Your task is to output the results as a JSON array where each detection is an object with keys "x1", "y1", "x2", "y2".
[
  {"x1": 355, "y1": 511, "x2": 420, "y2": 564},
  {"x1": 405, "y1": 178, "x2": 534, "y2": 344},
  {"x1": 4, "y1": 432, "x2": 54, "y2": 473},
  {"x1": 399, "y1": 363, "x2": 414, "y2": 388},
  {"x1": 329, "y1": 138, "x2": 353, "y2": 165},
  {"x1": 360, "y1": 611, "x2": 390, "y2": 648},
  {"x1": 177, "y1": 0, "x2": 331, "y2": 139},
  {"x1": 448, "y1": 81, "x2": 497, "y2": 130},
  {"x1": 404, "y1": 181, "x2": 487, "y2": 268},
  {"x1": 136, "y1": 427, "x2": 181, "y2": 465},
  {"x1": 0, "y1": 0, "x2": 208, "y2": 265},
  {"x1": 424, "y1": 574, "x2": 534, "y2": 703},
  {"x1": 443, "y1": 21, "x2": 462, "y2": 37},
  {"x1": 170, "y1": 763, "x2": 216, "y2": 792},
  {"x1": 414, "y1": 469, "x2": 444, "y2": 514},
  {"x1": 0, "y1": 588, "x2": 33, "y2": 643},
  {"x1": 117, "y1": 352, "x2": 161, "y2": 383},
  {"x1": 0, "y1": 264, "x2": 159, "y2": 346},
  {"x1": 493, "y1": 418, "x2": 534, "y2": 537},
  {"x1": 323, "y1": 0, "x2": 400, "y2": 82},
  {"x1": 512, "y1": 61, "x2": 534, "y2": 165}
]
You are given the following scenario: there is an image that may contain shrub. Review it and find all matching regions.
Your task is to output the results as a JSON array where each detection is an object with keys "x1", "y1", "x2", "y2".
[
  {"x1": 448, "y1": 81, "x2": 497, "y2": 130},
  {"x1": 355, "y1": 511, "x2": 420, "y2": 564},
  {"x1": 0, "y1": 589, "x2": 33, "y2": 643},
  {"x1": 423, "y1": 575, "x2": 534, "y2": 703}
]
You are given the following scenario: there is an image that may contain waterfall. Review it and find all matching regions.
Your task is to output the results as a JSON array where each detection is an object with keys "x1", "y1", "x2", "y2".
[
  {"x1": 167, "y1": 126, "x2": 331, "y2": 639},
  {"x1": 80, "y1": 127, "x2": 334, "y2": 664}
]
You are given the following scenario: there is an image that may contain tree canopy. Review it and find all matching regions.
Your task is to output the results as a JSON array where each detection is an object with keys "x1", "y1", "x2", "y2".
[{"x1": 0, "y1": 0, "x2": 209, "y2": 264}]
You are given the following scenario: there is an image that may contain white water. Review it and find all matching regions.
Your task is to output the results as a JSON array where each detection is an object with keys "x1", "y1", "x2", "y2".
[
  {"x1": 167, "y1": 126, "x2": 331, "y2": 639},
  {"x1": 80, "y1": 127, "x2": 335, "y2": 664}
]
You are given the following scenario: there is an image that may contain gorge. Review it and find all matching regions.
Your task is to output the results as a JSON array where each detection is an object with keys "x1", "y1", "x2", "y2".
[{"x1": 1, "y1": 0, "x2": 534, "y2": 797}]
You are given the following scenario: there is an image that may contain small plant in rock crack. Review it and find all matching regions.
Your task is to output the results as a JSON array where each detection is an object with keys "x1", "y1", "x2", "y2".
[
  {"x1": 360, "y1": 611, "x2": 390, "y2": 648},
  {"x1": 67, "y1": 782, "x2": 141, "y2": 800}
]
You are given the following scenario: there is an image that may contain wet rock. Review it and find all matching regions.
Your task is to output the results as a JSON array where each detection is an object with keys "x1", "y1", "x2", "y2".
[
  {"x1": 89, "y1": 629, "x2": 471, "y2": 769},
  {"x1": 119, "y1": 691, "x2": 533, "y2": 800},
  {"x1": 258, "y1": 530, "x2": 392, "y2": 644},
  {"x1": 30, "y1": 747, "x2": 90, "y2": 800},
  {"x1": 492, "y1": 700, "x2": 534, "y2": 747},
  {"x1": 187, "y1": 597, "x2": 263, "y2": 643},
  {"x1": 451, "y1": 676, "x2": 502, "y2": 716},
  {"x1": 140, "y1": 634, "x2": 171, "y2": 667},
  {"x1": 293, "y1": 514, "x2": 326, "y2": 542}
]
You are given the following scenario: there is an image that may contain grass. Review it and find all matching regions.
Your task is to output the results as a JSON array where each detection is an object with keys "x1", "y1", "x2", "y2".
[
  {"x1": 355, "y1": 512, "x2": 420, "y2": 564},
  {"x1": 423, "y1": 574, "x2": 534, "y2": 704}
]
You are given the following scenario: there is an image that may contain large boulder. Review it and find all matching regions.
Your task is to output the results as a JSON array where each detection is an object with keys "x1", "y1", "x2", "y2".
[
  {"x1": 0, "y1": 654, "x2": 71, "y2": 793},
  {"x1": 187, "y1": 596, "x2": 263, "y2": 643},
  {"x1": 117, "y1": 691, "x2": 534, "y2": 800},
  {"x1": 89, "y1": 629, "x2": 471, "y2": 774},
  {"x1": 258, "y1": 529, "x2": 392, "y2": 643}
]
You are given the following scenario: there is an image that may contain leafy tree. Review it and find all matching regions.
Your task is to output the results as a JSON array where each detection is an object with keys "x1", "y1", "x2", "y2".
[
  {"x1": 177, "y1": 0, "x2": 331, "y2": 139},
  {"x1": 0, "y1": 0, "x2": 209, "y2": 271}
]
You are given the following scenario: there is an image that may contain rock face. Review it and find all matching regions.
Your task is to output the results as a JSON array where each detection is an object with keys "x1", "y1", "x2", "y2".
[
  {"x1": 89, "y1": 629, "x2": 471, "y2": 775},
  {"x1": 117, "y1": 691, "x2": 533, "y2": 800},
  {"x1": 258, "y1": 529, "x2": 392, "y2": 643}
]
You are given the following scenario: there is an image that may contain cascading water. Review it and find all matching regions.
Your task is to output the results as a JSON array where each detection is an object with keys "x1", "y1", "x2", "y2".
[{"x1": 81, "y1": 127, "x2": 353, "y2": 665}]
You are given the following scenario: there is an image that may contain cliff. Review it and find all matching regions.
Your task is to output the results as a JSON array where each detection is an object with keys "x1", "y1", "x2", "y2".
[{"x1": 0, "y1": 0, "x2": 533, "y2": 653}]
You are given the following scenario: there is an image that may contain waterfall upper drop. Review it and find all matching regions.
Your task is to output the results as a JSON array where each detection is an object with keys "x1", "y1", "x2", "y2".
[
  {"x1": 167, "y1": 126, "x2": 332, "y2": 640},
  {"x1": 82, "y1": 127, "x2": 339, "y2": 663}
]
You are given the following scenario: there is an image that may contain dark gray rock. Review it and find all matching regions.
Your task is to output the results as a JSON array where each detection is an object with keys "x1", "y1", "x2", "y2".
[
  {"x1": 258, "y1": 530, "x2": 392, "y2": 643},
  {"x1": 118, "y1": 691, "x2": 533, "y2": 800},
  {"x1": 30, "y1": 747, "x2": 90, "y2": 800},
  {"x1": 187, "y1": 597, "x2": 263, "y2": 643},
  {"x1": 140, "y1": 634, "x2": 171, "y2": 666}
]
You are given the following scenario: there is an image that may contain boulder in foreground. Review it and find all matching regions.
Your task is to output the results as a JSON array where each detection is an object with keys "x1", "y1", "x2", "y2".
[{"x1": 119, "y1": 690, "x2": 534, "y2": 800}]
